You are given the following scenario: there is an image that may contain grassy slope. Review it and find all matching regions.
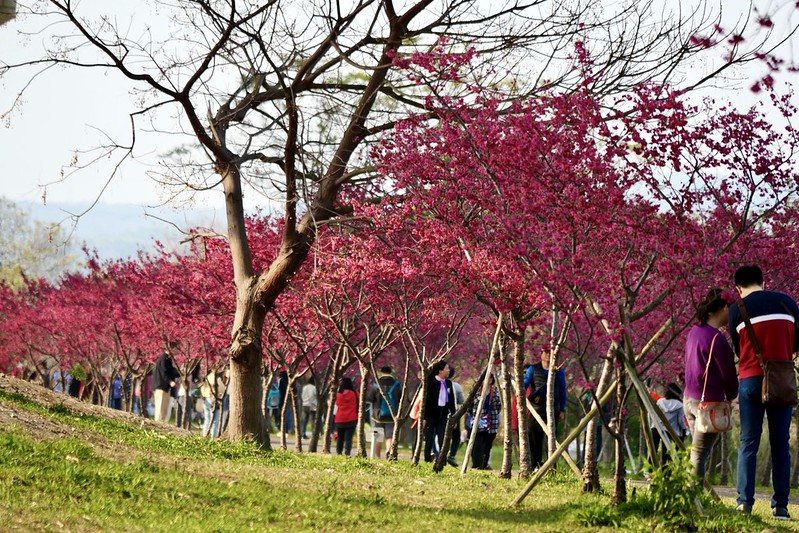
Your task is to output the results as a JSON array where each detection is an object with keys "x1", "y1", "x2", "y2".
[{"x1": 0, "y1": 391, "x2": 794, "y2": 533}]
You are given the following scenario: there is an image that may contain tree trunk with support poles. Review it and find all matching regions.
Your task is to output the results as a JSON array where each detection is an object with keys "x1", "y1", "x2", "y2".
[
  {"x1": 322, "y1": 354, "x2": 347, "y2": 454},
  {"x1": 582, "y1": 354, "x2": 613, "y2": 493},
  {"x1": 459, "y1": 314, "x2": 503, "y2": 475},
  {"x1": 511, "y1": 329, "x2": 532, "y2": 478},
  {"x1": 411, "y1": 381, "x2": 427, "y2": 466},
  {"x1": 433, "y1": 374, "x2": 486, "y2": 473},
  {"x1": 355, "y1": 362, "x2": 369, "y2": 458},
  {"x1": 610, "y1": 364, "x2": 628, "y2": 505},
  {"x1": 499, "y1": 345, "x2": 513, "y2": 479}
]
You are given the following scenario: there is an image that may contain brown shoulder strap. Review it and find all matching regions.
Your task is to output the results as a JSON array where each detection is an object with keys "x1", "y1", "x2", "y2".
[{"x1": 737, "y1": 296, "x2": 765, "y2": 369}]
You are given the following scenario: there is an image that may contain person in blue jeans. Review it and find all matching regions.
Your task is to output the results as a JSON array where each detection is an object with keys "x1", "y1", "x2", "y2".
[{"x1": 728, "y1": 265, "x2": 799, "y2": 521}]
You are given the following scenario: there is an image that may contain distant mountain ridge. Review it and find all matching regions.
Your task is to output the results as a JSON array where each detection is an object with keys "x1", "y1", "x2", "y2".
[{"x1": 21, "y1": 201, "x2": 223, "y2": 261}]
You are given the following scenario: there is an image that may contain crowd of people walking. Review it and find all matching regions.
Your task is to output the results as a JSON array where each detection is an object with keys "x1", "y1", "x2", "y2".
[{"x1": 16, "y1": 264, "x2": 799, "y2": 520}]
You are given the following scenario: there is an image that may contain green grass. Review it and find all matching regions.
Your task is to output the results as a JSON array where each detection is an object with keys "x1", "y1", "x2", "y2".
[{"x1": 0, "y1": 391, "x2": 797, "y2": 532}]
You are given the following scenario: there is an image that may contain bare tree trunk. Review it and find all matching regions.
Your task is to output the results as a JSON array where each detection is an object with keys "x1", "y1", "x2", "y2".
[
  {"x1": 322, "y1": 362, "x2": 345, "y2": 455},
  {"x1": 582, "y1": 355, "x2": 613, "y2": 493},
  {"x1": 512, "y1": 331, "x2": 532, "y2": 478},
  {"x1": 611, "y1": 366, "x2": 627, "y2": 506},
  {"x1": 411, "y1": 378, "x2": 427, "y2": 466},
  {"x1": 278, "y1": 391, "x2": 289, "y2": 450},
  {"x1": 637, "y1": 410, "x2": 645, "y2": 470},
  {"x1": 433, "y1": 373, "x2": 486, "y2": 473},
  {"x1": 289, "y1": 380, "x2": 302, "y2": 453},
  {"x1": 499, "y1": 348, "x2": 513, "y2": 479},
  {"x1": 355, "y1": 362, "x2": 369, "y2": 458},
  {"x1": 308, "y1": 403, "x2": 324, "y2": 452},
  {"x1": 260, "y1": 367, "x2": 271, "y2": 422},
  {"x1": 308, "y1": 354, "x2": 337, "y2": 453},
  {"x1": 545, "y1": 355, "x2": 557, "y2": 459},
  {"x1": 546, "y1": 311, "x2": 559, "y2": 458},
  {"x1": 387, "y1": 355, "x2": 414, "y2": 462},
  {"x1": 322, "y1": 393, "x2": 336, "y2": 454},
  {"x1": 227, "y1": 276, "x2": 269, "y2": 445}
]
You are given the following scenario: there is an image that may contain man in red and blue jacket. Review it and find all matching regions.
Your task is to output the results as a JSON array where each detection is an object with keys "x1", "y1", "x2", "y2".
[{"x1": 728, "y1": 265, "x2": 799, "y2": 520}]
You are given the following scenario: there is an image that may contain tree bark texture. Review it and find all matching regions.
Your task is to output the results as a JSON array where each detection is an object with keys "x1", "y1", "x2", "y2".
[
  {"x1": 432, "y1": 373, "x2": 485, "y2": 473},
  {"x1": 499, "y1": 349, "x2": 513, "y2": 479},
  {"x1": 582, "y1": 355, "x2": 613, "y2": 493},
  {"x1": 511, "y1": 331, "x2": 532, "y2": 478},
  {"x1": 610, "y1": 366, "x2": 627, "y2": 506},
  {"x1": 355, "y1": 362, "x2": 369, "y2": 458}
]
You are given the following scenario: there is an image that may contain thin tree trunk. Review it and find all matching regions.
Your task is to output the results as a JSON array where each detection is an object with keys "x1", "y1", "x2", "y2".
[
  {"x1": 411, "y1": 375, "x2": 427, "y2": 466},
  {"x1": 611, "y1": 365, "x2": 627, "y2": 506},
  {"x1": 289, "y1": 380, "x2": 302, "y2": 453},
  {"x1": 637, "y1": 409, "x2": 645, "y2": 470},
  {"x1": 433, "y1": 373, "x2": 486, "y2": 473},
  {"x1": 545, "y1": 353, "x2": 557, "y2": 458},
  {"x1": 582, "y1": 355, "x2": 613, "y2": 493},
  {"x1": 355, "y1": 362, "x2": 368, "y2": 458},
  {"x1": 546, "y1": 311, "x2": 558, "y2": 458},
  {"x1": 322, "y1": 361, "x2": 345, "y2": 455},
  {"x1": 387, "y1": 355, "x2": 414, "y2": 462},
  {"x1": 499, "y1": 346, "x2": 513, "y2": 479},
  {"x1": 308, "y1": 356, "x2": 336, "y2": 453},
  {"x1": 512, "y1": 330, "x2": 532, "y2": 478},
  {"x1": 279, "y1": 391, "x2": 289, "y2": 450},
  {"x1": 322, "y1": 391, "x2": 336, "y2": 454},
  {"x1": 460, "y1": 318, "x2": 503, "y2": 475}
]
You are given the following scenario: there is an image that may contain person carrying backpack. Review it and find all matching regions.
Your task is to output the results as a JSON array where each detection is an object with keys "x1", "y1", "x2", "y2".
[{"x1": 367, "y1": 366, "x2": 402, "y2": 459}]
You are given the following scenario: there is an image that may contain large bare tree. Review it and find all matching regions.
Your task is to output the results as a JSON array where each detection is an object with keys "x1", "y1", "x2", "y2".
[{"x1": 2, "y1": 0, "x2": 789, "y2": 443}]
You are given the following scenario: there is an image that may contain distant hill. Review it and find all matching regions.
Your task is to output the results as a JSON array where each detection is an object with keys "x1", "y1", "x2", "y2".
[{"x1": 22, "y1": 201, "x2": 224, "y2": 260}]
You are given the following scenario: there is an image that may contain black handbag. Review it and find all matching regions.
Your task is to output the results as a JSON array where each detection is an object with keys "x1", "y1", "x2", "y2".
[{"x1": 738, "y1": 297, "x2": 798, "y2": 407}]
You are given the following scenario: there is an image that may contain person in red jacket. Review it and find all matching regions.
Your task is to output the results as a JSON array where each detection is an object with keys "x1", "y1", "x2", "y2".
[
  {"x1": 728, "y1": 265, "x2": 799, "y2": 520},
  {"x1": 335, "y1": 377, "x2": 359, "y2": 456}
]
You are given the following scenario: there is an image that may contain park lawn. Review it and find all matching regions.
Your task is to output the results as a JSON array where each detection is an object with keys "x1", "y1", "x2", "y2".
[{"x1": 0, "y1": 391, "x2": 795, "y2": 532}]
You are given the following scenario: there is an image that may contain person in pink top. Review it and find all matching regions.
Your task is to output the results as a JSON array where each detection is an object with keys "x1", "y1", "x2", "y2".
[
  {"x1": 334, "y1": 377, "x2": 359, "y2": 456},
  {"x1": 683, "y1": 288, "x2": 738, "y2": 480}
]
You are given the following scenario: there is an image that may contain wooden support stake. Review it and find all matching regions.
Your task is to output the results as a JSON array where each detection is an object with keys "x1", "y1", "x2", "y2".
[{"x1": 460, "y1": 313, "x2": 503, "y2": 475}]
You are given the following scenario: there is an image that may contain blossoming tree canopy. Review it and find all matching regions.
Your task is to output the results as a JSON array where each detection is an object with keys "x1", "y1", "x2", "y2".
[{"x1": 371, "y1": 50, "x2": 799, "y2": 384}]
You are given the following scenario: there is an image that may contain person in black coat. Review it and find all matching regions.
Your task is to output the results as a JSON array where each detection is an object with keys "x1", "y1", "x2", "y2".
[
  {"x1": 153, "y1": 342, "x2": 180, "y2": 423},
  {"x1": 423, "y1": 360, "x2": 456, "y2": 462}
]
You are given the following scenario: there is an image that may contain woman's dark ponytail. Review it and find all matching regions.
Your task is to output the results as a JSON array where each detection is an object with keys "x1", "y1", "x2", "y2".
[{"x1": 697, "y1": 288, "x2": 726, "y2": 324}]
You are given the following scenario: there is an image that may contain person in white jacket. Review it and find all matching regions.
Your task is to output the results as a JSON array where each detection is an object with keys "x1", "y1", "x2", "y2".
[
  {"x1": 651, "y1": 382, "x2": 688, "y2": 468},
  {"x1": 301, "y1": 376, "x2": 318, "y2": 439}
]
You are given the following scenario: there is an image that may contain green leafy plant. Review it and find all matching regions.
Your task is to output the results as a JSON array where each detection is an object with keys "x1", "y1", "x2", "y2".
[
  {"x1": 575, "y1": 502, "x2": 622, "y2": 528},
  {"x1": 647, "y1": 448, "x2": 702, "y2": 531}
]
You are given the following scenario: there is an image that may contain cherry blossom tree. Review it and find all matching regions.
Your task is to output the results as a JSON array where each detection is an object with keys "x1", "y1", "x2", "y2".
[
  {"x1": 6, "y1": 0, "x2": 782, "y2": 443},
  {"x1": 371, "y1": 42, "x2": 799, "y2": 497}
]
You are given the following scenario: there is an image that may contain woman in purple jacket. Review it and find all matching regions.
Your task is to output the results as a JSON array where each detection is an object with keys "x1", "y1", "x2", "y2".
[{"x1": 684, "y1": 288, "x2": 739, "y2": 479}]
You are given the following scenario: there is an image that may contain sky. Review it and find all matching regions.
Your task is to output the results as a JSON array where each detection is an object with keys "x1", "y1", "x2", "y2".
[{"x1": 0, "y1": 1, "x2": 797, "y2": 259}]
